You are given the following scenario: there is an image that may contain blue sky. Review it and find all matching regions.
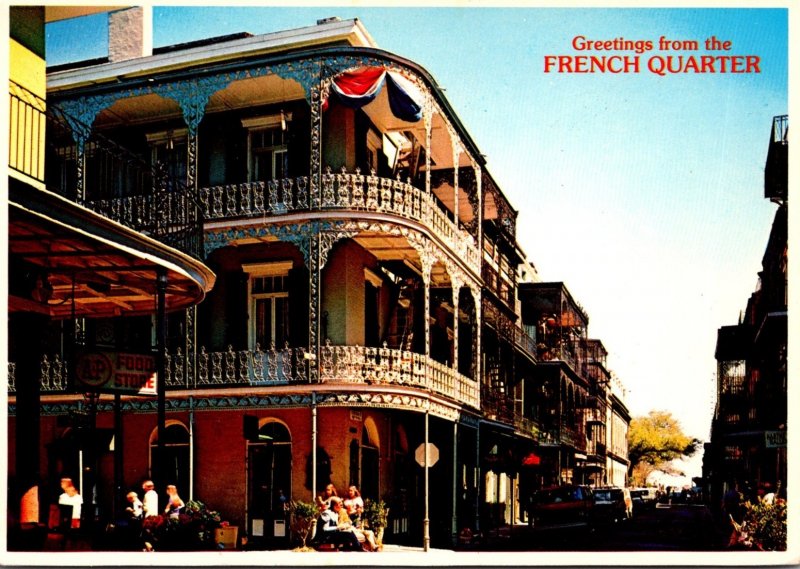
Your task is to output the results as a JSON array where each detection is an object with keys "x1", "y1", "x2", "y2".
[{"x1": 46, "y1": 5, "x2": 789, "y2": 478}]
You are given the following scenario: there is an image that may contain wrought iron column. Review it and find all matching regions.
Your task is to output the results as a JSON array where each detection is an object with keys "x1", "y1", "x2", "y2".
[
  {"x1": 12, "y1": 312, "x2": 47, "y2": 525},
  {"x1": 452, "y1": 278, "x2": 461, "y2": 376},
  {"x1": 155, "y1": 268, "x2": 168, "y2": 491},
  {"x1": 185, "y1": 130, "x2": 199, "y2": 387}
]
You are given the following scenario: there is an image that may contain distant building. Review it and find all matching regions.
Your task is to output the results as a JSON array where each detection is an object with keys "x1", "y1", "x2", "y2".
[{"x1": 703, "y1": 115, "x2": 788, "y2": 506}]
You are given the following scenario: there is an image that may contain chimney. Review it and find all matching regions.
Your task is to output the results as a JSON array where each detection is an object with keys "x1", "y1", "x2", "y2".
[{"x1": 108, "y1": 7, "x2": 152, "y2": 63}]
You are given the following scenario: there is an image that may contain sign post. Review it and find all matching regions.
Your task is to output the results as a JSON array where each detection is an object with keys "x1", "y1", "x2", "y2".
[{"x1": 415, "y1": 430, "x2": 439, "y2": 552}]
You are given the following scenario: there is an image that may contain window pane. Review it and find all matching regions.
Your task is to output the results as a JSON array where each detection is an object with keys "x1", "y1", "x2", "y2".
[
  {"x1": 275, "y1": 296, "x2": 288, "y2": 346},
  {"x1": 255, "y1": 298, "x2": 273, "y2": 347}
]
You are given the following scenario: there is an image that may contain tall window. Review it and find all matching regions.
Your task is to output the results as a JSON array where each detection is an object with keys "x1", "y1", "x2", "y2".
[
  {"x1": 147, "y1": 129, "x2": 188, "y2": 189},
  {"x1": 243, "y1": 114, "x2": 291, "y2": 182},
  {"x1": 245, "y1": 262, "x2": 292, "y2": 350}
]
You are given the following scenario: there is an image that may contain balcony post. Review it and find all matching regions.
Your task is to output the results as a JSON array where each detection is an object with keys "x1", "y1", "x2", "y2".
[
  {"x1": 308, "y1": 230, "x2": 321, "y2": 382},
  {"x1": 155, "y1": 267, "x2": 168, "y2": 492},
  {"x1": 423, "y1": 95, "x2": 433, "y2": 195},
  {"x1": 421, "y1": 254, "x2": 432, "y2": 366},
  {"x1": 472, "y1": 287, "x2": 482, "y2": 383},
  {"x1": 452, "y1": 280, "x2": 460, "y2": 376},
  {"x1": 450, "y1": 130, "x2": 462, "y2": 229},
  {"x1": 185, "y1": 122, "x2": 198, "y2": 385},
  {"x1": 309, "y1": 75, "x2": 324, "y2": 209}
]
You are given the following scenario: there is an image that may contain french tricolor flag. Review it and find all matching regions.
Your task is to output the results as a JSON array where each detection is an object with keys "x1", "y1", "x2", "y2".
[{"x1": 323, "y1": 67, "x2": 423, "y2": 122}]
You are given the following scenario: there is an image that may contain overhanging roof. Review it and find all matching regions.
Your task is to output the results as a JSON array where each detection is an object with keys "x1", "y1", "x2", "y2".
[{"x1": 9, "y1": 181, "x2": 215, "y2": 319}]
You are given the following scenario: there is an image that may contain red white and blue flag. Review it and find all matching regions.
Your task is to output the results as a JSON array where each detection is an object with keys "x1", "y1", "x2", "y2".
[{"x1": 323, "y1": 67, "x2": 423, "y2": 122}]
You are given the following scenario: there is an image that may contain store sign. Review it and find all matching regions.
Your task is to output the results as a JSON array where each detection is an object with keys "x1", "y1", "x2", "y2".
[
  {"x1": 75, "y1": 352, "x2": 157, "y2": 395},
  {"x1": 765, "y1": 430, "x2": 786, "y2": 448}
]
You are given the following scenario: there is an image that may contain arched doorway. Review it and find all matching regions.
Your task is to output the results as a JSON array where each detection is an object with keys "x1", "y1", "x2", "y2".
[
  {"x1": 148, "y1": 421, "x2": 190, "y2": 496},
  {"x1": 247, "y1": 419, "x2": 292, "y2": 544}
]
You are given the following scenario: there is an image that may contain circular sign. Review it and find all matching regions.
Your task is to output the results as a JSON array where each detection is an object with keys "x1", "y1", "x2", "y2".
[
  {"x1": 75, "y1": 352, "x2": 113, "y2": 388},
  {"x1": 415, "y1": 443, "x2": 439, "y2": 467}
]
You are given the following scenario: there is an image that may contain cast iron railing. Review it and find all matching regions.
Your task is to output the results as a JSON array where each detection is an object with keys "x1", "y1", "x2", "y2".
[
  {"x1": 40, "y1": 98, "x2": 205, "y2": 260},
  {"x1": 8, "y1": 343, "x2": 480, "y2": 410},
  {"x1": 198, "y1": 167, "x2": 481, "y2": 272},
  {"x1": 9, "y1": 80, "x2": 46, "y2": 183}
]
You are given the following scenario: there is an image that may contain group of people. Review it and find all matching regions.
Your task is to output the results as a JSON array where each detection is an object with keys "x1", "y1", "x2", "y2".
[
  {"x1": 116, "y1": 480, "x2": 185, "y2": 550},
  {"x1": 314, "y1": 484, "x2": 379, "y2": 551},
  {"x1": 123, "y1": 480, "x2": 185, "y2": 521}
]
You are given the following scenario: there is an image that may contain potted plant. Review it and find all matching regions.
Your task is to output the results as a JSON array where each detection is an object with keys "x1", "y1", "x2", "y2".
[
  {"x1": 141, "y1": 499, "x2": 224, "y2": 551},
  {"x1": 741, "y1": 497, "x2": 787, "y2": 551},
  {"x1": 362, "y1": 498, "x2": 389, "y2": 547},
  {"x1": 288, "y1": 500, "x2": 317, "y2": 551}
]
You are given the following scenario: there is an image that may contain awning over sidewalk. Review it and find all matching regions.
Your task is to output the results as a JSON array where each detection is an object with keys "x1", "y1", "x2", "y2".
[{"x1": 9, "y1": 181, "x2": 215, "y2": 319}]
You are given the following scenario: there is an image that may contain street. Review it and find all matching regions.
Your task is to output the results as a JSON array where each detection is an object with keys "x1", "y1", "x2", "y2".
[{"x1": 470, "y1": 503, "x2": 729, "y2": 552}]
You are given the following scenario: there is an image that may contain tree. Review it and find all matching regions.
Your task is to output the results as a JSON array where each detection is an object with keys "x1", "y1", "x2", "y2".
[{"x1": 627, "y1": 410, "x2": 701, "y2": 486}]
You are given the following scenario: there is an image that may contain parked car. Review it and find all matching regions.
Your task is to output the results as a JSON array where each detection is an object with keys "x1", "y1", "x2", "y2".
[
  {"x1": 528, "y1": 485, "x2": 595, "y2": 530},
  {"x1": 592, "y1": 487, "x2": 632, "y2": 524},
  {"x1": 630, "y1": 487, "x2": 658, "y2": 512}
]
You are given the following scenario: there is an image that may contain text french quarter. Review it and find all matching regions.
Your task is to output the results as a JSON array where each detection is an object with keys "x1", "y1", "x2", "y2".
[{"x1": 544, "y1": 54, "x2": 761, "y2": 75}]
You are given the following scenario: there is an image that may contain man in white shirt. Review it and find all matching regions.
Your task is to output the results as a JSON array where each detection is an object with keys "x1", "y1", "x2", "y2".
[
  {"x1": 58, "y1": 478, "x2": 82, "y2": 528},
  {"x1": 142, "y1": 480, "x2": 159, "y2": 517}
]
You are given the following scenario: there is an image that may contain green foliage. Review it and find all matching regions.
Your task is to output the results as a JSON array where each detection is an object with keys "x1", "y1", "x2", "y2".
[
  {"x1": 288, "y1": 500, "x2": 317, "y2": 548},
  {"x1": 363, "y1": 498, "x2": 388, "y2": 529},
  {"x1": 742, "y1": 498, "x2": 787, "y2": 551},
  {"x1": 627, "y1": 410, "x2": 700, "y2": 478},
  {"x1": 141, "y1": 499, "x2": 223, "y2": 550}
]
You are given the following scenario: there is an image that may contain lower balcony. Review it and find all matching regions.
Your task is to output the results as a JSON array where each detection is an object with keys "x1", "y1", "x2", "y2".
[{"x1": 8, "y1": 343, "x2": 480, "y2": 410}]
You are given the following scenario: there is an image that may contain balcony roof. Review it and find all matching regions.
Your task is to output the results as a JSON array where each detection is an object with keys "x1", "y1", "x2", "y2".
[
  {"x1": 47, "y1": 18, "x2": 378, "y2": 89},
  {"x1": 9, "y1": 182, "x2": 215, "y2": 319}
]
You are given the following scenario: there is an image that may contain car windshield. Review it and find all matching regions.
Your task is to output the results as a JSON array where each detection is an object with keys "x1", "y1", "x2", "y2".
[
  {"x1": 535, "y1": 487, "x2": 583, "y2": 504},
  {"x1": 595, "y1": 489, "x2": 621, "y2": 501}
]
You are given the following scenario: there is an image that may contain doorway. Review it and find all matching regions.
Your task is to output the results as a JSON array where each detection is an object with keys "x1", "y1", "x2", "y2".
[{"x1": 247, "y1": 420, "x2": 292, "y2": 545}]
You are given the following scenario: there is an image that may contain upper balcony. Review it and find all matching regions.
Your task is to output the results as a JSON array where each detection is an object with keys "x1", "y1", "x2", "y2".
[
  {"x1": 10, "y1": 78, "x2": 205, "y2": 262},
  {"x1": 197, "y1": 167, "x2": 480, "y2": 271},
  {"x1": 45, "y1": 29, "x2": 516, "y2": 276},
  {"x1": 518, "y1": 281, "x2": 589, "y2": 375}
]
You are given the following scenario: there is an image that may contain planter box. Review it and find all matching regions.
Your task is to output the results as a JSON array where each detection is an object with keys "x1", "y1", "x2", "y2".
[{"x1": 214, "y1": 526, "x2": 238, "y2": 550}]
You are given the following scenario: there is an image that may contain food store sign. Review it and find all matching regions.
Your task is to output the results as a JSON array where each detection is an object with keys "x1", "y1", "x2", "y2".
[{"x1": 75, "y1": 352, "x2": 157, "y2": 395}]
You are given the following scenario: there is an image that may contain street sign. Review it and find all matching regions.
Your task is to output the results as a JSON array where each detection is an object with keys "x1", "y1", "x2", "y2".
[
  {"x1": 765, "y1": 430, "x2": 786, "y2": 448},
  {"x1": 415, "y1": 443, "x2": 439, "y2": 467}
]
